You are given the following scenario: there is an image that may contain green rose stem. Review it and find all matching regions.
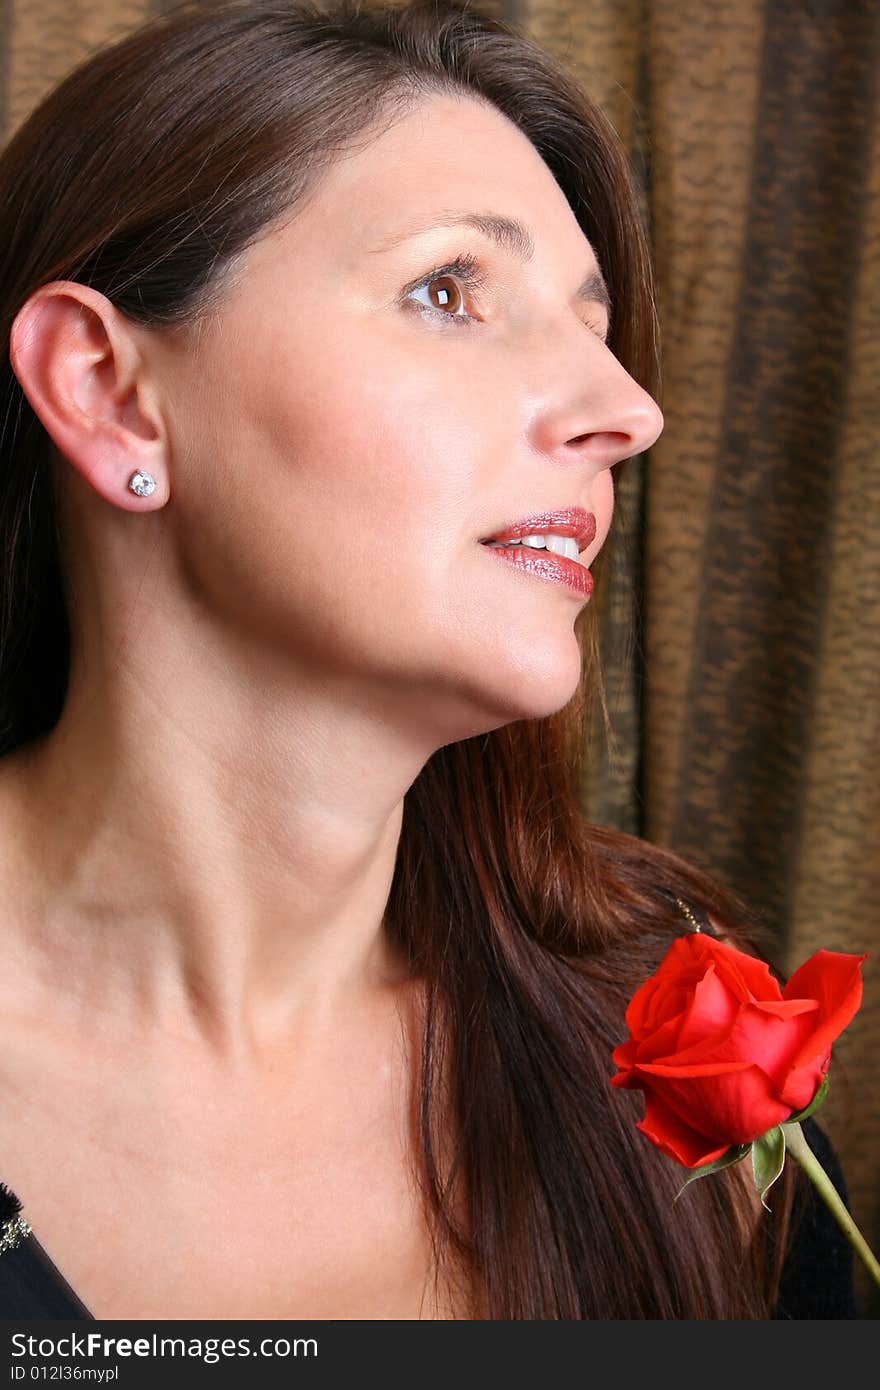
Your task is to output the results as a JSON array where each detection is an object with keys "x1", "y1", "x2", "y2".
[{"x1": 781, "y1": 1119, "x2": 880, "y2": 1290}]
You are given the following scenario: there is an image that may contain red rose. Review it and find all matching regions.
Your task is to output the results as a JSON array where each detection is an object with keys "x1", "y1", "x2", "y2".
[{"x1": 610, "y1": 932, "x2": 867, "y2": 1167}]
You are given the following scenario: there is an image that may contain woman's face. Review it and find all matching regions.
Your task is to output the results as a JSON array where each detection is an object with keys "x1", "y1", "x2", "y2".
[{"x1": 154, "y1": 93, "x2": 664, "y2": 738}]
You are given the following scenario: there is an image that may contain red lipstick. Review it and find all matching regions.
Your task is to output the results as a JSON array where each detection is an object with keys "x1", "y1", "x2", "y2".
[
  {"x1": 481, "y1": 508, "x2": 596, "y2": 550},
  {"x1": 479, "y1": 508, "x2": 596, "y2": 600}
]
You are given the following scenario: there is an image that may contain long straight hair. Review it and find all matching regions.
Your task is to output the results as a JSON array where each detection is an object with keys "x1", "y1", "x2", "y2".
[{"x1": 0, "y1": 0, "x2": 805, "y2": 1317}]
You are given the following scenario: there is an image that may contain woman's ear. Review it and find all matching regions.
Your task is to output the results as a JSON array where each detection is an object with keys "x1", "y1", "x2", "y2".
[{"x1": 9, "y1": 280, "x2": 170, "y2": 510}]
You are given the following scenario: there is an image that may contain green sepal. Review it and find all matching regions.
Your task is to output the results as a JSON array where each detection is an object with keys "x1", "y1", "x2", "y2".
[
  {"x1": 672, "y1": 1143, "x2": 752, "y2": 1207},
  {"x1": 751, "y1": 1125, "x2": 786, "y2": 1210},
  {"x1": 784, "y1": 1070, "x2": 830, "y2": 1126}
]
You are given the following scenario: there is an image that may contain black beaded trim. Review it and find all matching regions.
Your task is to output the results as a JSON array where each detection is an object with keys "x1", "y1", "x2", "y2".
[{"x1": 0, "y1": 1182, "x2": 32, "y2": 1256}]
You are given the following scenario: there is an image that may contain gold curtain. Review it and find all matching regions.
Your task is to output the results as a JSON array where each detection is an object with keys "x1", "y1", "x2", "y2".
[{"x1": 2, "y1": 0, "x2": 878, "y2": 1316}]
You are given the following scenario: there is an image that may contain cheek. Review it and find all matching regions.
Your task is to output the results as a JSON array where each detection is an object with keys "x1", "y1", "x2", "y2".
[
  {"x1": 246, "y1": 328, "x2": 495, "y2": 608},
  {"x1": 165, "y1": 325, "x2": 484, "y2": 660}
]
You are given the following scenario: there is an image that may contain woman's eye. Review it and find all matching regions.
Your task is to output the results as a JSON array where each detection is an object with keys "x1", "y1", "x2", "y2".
[
  {"x1": 402, "y1": 253, "x2": 610, "y2": 344},
  {"x1": 405, "y1": 252, "x2": 486, "y2": 326}
]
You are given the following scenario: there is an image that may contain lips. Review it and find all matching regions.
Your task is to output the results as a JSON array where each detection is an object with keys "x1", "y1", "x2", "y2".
[{"x1": 480, "y1": 507, "x2": 597, "y2": 552}]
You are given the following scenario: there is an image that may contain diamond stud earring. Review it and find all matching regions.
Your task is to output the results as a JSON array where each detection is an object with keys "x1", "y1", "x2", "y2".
[{"x1": 128, "y1": 470, "x2": 157, "y2": 497}]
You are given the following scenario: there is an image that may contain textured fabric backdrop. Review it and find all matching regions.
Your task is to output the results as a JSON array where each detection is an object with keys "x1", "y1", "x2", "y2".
[{"x1": 2, "y1": 0, "x2": 878, "y2": 1317}]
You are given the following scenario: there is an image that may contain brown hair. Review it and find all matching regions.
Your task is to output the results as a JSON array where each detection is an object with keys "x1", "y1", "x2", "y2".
[{"x1": 0, "y1": 0, "x2": 805, "y2": 1317}]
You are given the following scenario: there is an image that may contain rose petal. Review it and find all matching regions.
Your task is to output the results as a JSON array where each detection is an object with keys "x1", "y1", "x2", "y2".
[
  {"x1": 643, "y1": 995, "x2": 818, "y2": 1080},
  {"x1": 776, "y1": 1058, "x2": 829, "y2": 1112},
  {"x1": 674, "y1": 963, "x2": 740, "y2": 1051},
  {"x1": 636, "y1": 1063, "x2": 793, "y2": 1145},
  {"x1": 636, "y1": 1059, "x2": 755, "y2": 1077},
  {"x1": 610, "y1": 1038, "x2": 639, "y2": 1073},
  {"x1": 643, "y1": 983, "x2": 693, "y2": 1035},
  {"x1": 636, "y1": 1091, "x2": 730, "y2": 1167},
  {"x1": 667, "y1": 931, "x2": 783, "y2": 1004},
  {"x1": 627, "y1": 935, "x2": 741, "y2": 1037},
  {"x1": 782, "y1": 950, "x2": 867, "y2": 1070},
  {"x1": 751, "y1": 998, "x2": 818, "y2": 1019},
  {"x1": 707, "y1": 942, "x2": 783, "y2": 1004},
  {"x1": 625, "y1": 937, "x2": 708, "y2": 1034},
  {"x1": 678, "y1": 928, "x2": 784, "y2": 1006},
  {"x1": 624, "y1": 973, "x2": 667, "y2": 1036},
  {"x1": 629, "y1": 1010, "x2": 691, "y2": 1064}
]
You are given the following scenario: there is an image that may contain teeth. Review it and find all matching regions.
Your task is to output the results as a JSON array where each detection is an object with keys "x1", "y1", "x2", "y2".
[
  {"x1": 544, "y1": 535, "x2": 580, "y2": 559},
  {"x1": 486, "y1": 533, "x2": 581, "y2": 561}
]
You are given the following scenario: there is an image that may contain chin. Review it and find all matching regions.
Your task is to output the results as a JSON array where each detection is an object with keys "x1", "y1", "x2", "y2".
[{"x1": 475, "y1": 642, "x2": 584, "y2": 726}]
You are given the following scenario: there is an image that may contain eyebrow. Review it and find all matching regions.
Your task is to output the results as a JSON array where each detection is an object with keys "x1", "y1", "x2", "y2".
[{"x1": 370, "y1": 210, "x2": 613, "y2": 319}]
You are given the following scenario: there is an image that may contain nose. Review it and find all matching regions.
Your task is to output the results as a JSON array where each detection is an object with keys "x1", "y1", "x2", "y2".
[{"x1": 525, "y1": 337, "x2": 664, "y2": 472}]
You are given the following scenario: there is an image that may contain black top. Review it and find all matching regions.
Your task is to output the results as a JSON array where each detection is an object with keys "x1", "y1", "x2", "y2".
[
  {"x1": 0, "y1": 1194, "x2": 93, "y2": 1318},
  {"x1": 0, "y1": 1115, "x2": 861, "y2": 1319}
]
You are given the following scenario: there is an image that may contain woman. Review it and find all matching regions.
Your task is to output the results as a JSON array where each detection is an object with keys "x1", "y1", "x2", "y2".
[{"x1": 0, "y1": 0, "x2": 860, "y2": 1319}]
